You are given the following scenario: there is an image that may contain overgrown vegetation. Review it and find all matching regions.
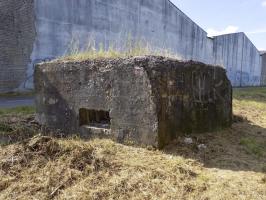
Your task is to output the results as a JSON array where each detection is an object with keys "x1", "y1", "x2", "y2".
[
  {"x1": 0, "y1": 88, "x2": 265, "y2": 199},
  {"x1": 0, "y1": 91, "x2": 35, "y2": 98},
  {"x1": 0, "y1": 113, "x2": 38, "y2": 146},
  {"x1": 0, "y1": 106, "x2": 35, "y2": 116},
  {"x1": 234, "y1": 87, "x2": 266, "y2": 101},
  {"x1": 0, "y1": 123, "x2": 13, "y2": 133},
  {"x1": 240, "y1": 138, "x2": 266, "y2": 157},
  {"x1": 61, "y1": 37, "x2": 181, "y2": 61}
]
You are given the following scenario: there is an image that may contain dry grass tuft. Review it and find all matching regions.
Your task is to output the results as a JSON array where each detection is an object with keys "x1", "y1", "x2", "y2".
[
  {"x1": 61, "y1": 37, "x2": 181, "y2": 62},
  {"x1": 233, "y1": 87, "x2": 266, "y2": 127},
  {"x1": 0, "y1": 114, "x2": 38, "y2": 145},
  {"x1": 0, "y1": 136, "x2": 204, "y2": 199}
]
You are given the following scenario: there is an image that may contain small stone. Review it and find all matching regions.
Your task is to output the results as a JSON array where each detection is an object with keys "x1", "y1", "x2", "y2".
[
  {"x1": 184, "y1": 137, "x2": 193, "y2": 145},
  {"x1": 198, "y1": 144, "x2": 207, "y2": 150}
]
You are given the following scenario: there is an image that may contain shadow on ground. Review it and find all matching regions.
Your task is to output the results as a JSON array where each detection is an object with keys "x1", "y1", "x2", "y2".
[{"x1": 163, "y1": 118, "x2": 266, "y2": 173}]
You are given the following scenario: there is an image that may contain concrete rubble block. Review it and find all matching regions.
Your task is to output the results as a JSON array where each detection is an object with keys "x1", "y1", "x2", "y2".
[{"x1": 35, "y1": 56, "x2": 232, "y2": 148}]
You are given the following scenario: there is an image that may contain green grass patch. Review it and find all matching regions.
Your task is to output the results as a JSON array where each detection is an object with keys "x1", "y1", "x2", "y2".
[
  {"x1": 0, "y1": 91, "x2": 35, "y2": 98},
  {"x1": 0, "y1": 123, "x2": 13, "y2": 133},
  {"x1": 240, "y1": 138, "x2": 266, "y2": 157},
  {"x1": 0, "y1": 106, "x2": 35, "y2": 116},
  {"x1": 233, "y1": 87, "x2": 266, "y2": 101},
  {"x1": 233, "y1": 87, "x2": 266, "y2": 119}
]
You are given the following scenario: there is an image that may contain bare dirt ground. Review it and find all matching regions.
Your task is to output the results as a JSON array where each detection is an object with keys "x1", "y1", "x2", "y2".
[{"x1": 0, "y1": 88, "x2": 265, "y2": 200}]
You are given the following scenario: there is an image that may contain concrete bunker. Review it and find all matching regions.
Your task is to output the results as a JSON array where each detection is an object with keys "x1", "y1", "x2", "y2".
[{"x1": 35, "y1": 56, "x2": 232, "y2": 148}]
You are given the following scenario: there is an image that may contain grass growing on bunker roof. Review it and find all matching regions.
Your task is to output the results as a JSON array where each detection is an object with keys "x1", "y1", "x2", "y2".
[{"x1": 61, "y1": 37, "x2": 181, "y2": 61}]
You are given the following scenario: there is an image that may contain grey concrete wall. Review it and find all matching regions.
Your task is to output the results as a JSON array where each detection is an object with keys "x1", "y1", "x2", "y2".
[
  {"x1": 213, "y1": 33, "x2": 262, "y2": 87},
  {"x1": 26, "y1": 0, "x2": 214, "y2": 89},
  {"x1": 35, "y1": 58, "x2": 159, "y2": 147},
  {"x1": 0, "y1": 0, "x2": 35, "y2": 93},
  {"x1": 261, "y1": 53, "x2": 266, "y2": 85},
  {"x1": 0, "y1": 0, "x2": 264, "y2": 91}
]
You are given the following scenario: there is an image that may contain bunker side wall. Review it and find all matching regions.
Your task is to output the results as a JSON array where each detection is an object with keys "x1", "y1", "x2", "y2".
[
  {"x1": 143, "y1": 59, "x2": 232, "y2": 147},
  {"x1": 0, "y1": 0, "x2": 35, "y2": 93}
]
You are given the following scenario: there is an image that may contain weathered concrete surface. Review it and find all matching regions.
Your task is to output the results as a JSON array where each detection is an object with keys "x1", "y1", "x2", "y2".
[
  {"x1": 0, "y1": 0, "x2": 35, "y2": 93},
  {"x1": 261, "y1": 53, "x2": 266, "y2": 86},
  {"x1": 28, "y1": 0, "x2": 213, "y2": 89},
  {"x1": 213, "y1": 33, "x2": 262, "y2": 87},
  {"x1": 35, "y1": 56, "x2": 232, "y2": 148},
  {"x1": 0, "y1": 0, "x2": 263, "y2": 92}
]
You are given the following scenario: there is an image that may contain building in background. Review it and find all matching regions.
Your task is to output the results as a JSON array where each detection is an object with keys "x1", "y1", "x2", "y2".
[
  {"x1": 261, "y1": 52, "x2": 266, "y2": 86},
  {"x1": 213, "y1": 33, "x2": 262, "y2": 87},
  {"x1": 0, "y1": 0, "x2": 264, "y2": 93}
]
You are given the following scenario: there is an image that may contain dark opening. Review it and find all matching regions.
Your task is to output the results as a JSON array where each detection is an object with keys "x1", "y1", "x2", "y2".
[{"x1": 79, "y1": 108, "x2": 110, "y2": 129}]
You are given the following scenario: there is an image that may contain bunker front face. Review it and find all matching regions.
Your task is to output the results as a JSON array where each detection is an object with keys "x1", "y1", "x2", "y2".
[{"x1": 35, "y1": 56, "x2": 232, "y2": 148}]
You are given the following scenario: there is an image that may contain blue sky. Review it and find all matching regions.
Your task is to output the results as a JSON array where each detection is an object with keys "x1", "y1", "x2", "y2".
[{"x1": 171, "y1": 0, "x2": 266, "y2": 51}]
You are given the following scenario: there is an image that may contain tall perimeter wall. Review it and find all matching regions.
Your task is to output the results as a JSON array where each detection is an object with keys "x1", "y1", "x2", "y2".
[
  {"x1": 0, "y1": 0, "x2": 263, "y2": 92},
  {"x1": 0, "y1": 0, "x2": 35, "y2": 92},
  {"x1": 261, "y1": 53, "x2": 266, "y2": 86},
  {"x1": 213, "y1": 33, "x2": 262, "y2": 86}
]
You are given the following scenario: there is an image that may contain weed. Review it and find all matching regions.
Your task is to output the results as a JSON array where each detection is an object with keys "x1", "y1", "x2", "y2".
[
  {"x1": 0, "y1": 91, "x2": 35, "y2": 98},
  {"x1": 0, "y1": 106, "x2": 35, "y2": 116},
  {"x1": 61, "y1": 35, "x2": 181, "y2": 61},
  {"x1": 234, "y1": 87, "x2": 266, "y2": 101},
  {"x1": 0, "y1": 123, "x2": 13, "y2": 133},
  {"x1": 240, "y1": 138, "x2": 265, "y2": 157},
  {"x1": 197, "y1": 173, "x2": 210, "y2": 182}
]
